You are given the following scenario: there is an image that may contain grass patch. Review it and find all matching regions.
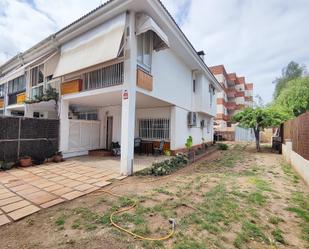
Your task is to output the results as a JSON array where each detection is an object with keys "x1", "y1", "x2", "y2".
[
  {"x1": 286, "y1": 191, "x2": 309, "y2": 242},
  {"x1": 249, "y1": 177, "x2": 272, "y2": 192},
  {"x1": 271, "y1": 228, "x2": 285, "y2": 244},
  {"x1": 247, "y1": 191, "x2": 267, "y2": 206},
  {"x1": 234, "y1": 220, "x2": 269, "y2": 248},
  {"x1": 55, "y1": 215, "x2": 66, "y2": 226},
  {"x1": 268, "y1": 216, "x2": 284, "y2": 225},
  {"x1": 281, "y1": 163, "x2": 300, "y2": 183},
  {"x1": 153, "y1": 187, "x2": 173, "y2": 195},
  {"x1": 173, "y1": 235, "x2": 206, "y2": 249}
]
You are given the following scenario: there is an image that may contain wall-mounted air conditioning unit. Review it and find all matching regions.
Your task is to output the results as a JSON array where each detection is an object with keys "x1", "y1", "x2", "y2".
[{"x1": 187, "y1": 112, "x2": 197, "y2": 127}]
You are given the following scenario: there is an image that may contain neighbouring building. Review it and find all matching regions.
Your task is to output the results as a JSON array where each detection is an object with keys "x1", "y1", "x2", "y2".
[
  {"x1": 209, "y1": 65, "x2": 253, "y2": 129},
  {"x1": 0, "y1": 0, "x2": 222, "y2": 175}
]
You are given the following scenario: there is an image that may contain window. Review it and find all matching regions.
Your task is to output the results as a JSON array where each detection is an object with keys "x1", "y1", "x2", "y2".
[
  {"x1": 8, "y1": 75, "x2": 26, "y2": 94},
  {"x1": 209, "y1": 84, "x2": 215, "y2": 107},
  {"x1": 139, "y1": 118, "x2": 170, "y2": 140},
  {"x1": 30, "y1": 64, "x2": 44, "y2": 87},
  {"x1": 77, "y1": 112, "x2": 98, "y2": 120},
  {"x1": 137, "y1": 32, "x2": 153, "y2": 72},
  {"x1": 193, "y1": 79, "x2": 196, "y2": 92},
  {"x1": 0, "y1": 84, "x2": 5, "y2": 97}
]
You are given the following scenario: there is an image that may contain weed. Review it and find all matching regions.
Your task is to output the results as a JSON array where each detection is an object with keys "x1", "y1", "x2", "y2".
[
  {"x1": 281, "y1": 163, "x2": 300, "y2": 183},
  {"x1": 249, "y1": 177, "x2": 272, "y2": 192},
  {"x1": 234, "y1": 220, "x2": 269, "y2": 248},
  {"x1": 72, "y1": 219, "x2": 81, "y2": 229},
  {"x1": 55, "y1": 215, "x2": 66, "y2": 226},
  {"x1": 272, "y1": 228, "x2": 285, "y2": 244},
  {"x1": 247, "y1": 191, "x2": 267, "y2": 206},
  {"x1": 268, "y1": 216, "x2": 284, "y2": 225},
  {"x1": 173, "y1": 235, "x2": 206, "y2": 249},
  {"x1": 153, "y1": 187, "x2": 173, "y2": 195}
]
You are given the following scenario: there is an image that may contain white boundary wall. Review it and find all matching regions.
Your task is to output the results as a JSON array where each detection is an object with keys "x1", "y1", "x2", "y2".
[{"x1": 282, "y1": 140, "x2": 309, "y2": 185}]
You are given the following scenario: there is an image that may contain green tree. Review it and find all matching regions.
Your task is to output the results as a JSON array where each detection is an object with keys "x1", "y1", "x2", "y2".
[
  {"x1": 273, "y1": 77, "x2": 309, "y2": 117},
  {"x1": 273, "y1": 61, "x2": 306, "y2": 99},
  {"x1": 233, "y1": 107, "x2": 288, "y2": 151}
]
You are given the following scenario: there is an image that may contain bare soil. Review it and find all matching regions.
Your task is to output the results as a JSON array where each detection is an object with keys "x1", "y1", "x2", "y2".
[{"x1": 0, "y1": 143, "x2": 308, "y2": 249}]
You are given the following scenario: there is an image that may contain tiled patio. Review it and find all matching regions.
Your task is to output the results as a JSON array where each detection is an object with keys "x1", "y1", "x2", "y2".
[{"x1": 0, "y1": 160, "x2": 126, "y2": 227}]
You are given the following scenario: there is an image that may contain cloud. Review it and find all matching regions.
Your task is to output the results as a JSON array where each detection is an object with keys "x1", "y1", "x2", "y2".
[
  {"x1": 1, "y1": 0, "x2": 309, "y2": 103},
  {"x1": 161, "y1": 0, "x2": 309, "y2": 103}
]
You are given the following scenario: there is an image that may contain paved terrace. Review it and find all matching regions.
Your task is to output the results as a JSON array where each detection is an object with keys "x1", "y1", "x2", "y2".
[{"x1": 0, "y1": 160, "x2": 126, "y2": 226}]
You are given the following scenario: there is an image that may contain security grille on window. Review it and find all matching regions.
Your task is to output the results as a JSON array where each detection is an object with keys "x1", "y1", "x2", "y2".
[
  {"x1": 83, "y1": 62, "x2": 124, "y2": 90},
  {"x1": 139, "y1": 118, "x2": 170, "y2": 140},
  {"x1": 77, "y1": 112, "x2": 98, "y2": 120}
]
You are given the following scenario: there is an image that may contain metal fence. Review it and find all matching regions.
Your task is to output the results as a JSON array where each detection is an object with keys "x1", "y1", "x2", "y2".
[
  {"x1": 235, "y1": 126, "x2": 255, "y2": 142},
  {"x1": 282, "y1": 111, "x2": 309, "y2": 160},
  {"x1": 0, "y1": 116, "x2": 59, "y2": 163}
]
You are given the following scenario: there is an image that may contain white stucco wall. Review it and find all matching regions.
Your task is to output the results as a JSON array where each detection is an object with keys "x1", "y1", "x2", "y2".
[
  {"x1": 151, "y1": 49, "x2": 192, "y2": 110},
  {"x1": 282, "y1": 141, "x2": 309, "y2": 185},
  {"x1": 170, "y1": 106, "x2": 213, "y2": 150}
]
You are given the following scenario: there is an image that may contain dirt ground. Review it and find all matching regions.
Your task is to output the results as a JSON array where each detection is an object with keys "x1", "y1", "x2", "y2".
[{"x1": 0, "y1": 143, "x2": 308, "y2": 249}]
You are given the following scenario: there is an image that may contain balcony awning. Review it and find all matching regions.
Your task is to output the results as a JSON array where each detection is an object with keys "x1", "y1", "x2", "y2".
[
  {"x1": 53, "y1": 13, "x2": 126, "y2": 78},
  {"x1": 136, "y1": 14, "x2": 169, "y2": 50}
]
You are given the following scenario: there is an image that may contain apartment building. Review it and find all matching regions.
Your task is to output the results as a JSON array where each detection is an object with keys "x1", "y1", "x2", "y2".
[
  {"x1": 209, "y1": 65, "x2": 253, "y2": 129},
  {"x1": 0, "y1": 0, "x2": 222, "y2": 175}
]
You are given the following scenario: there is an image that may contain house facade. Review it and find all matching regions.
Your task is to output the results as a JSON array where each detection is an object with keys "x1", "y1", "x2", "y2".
[
  {"x1": 0, "y1": 0, "x2": 221, "y2": 175},
  {"x1": 209, "y1": 65, "x2": 253, "y2": 129}
]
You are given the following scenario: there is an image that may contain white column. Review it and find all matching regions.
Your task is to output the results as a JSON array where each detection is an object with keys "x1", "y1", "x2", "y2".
[
  {"x1": 170, "y1": 106, "x2": 177, "y2": 151},
  {"x1": 24, "y1": 104, "x2": 33, "y2": 118},
  {"x1": 120, "y1": 11, "x2": 137, "y2": 176},
  {"x1": 59, "y1": 99, "x2": 69, "y2": 152}
]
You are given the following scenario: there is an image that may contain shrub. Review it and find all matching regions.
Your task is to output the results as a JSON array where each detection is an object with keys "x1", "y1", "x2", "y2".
[
  {"x1": 136, "y1": 154, "x2": 188, "y2": 176},
  {"x1": 0, "y1": 161, "x2": 15, "y2": 171},
  {"x1": 217, "y1": 143, "x2": 228, "y2": 150}
]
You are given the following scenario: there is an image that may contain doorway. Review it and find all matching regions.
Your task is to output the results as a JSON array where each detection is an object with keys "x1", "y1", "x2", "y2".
[{"x1": 106, "y1": 116, "x2": 113, "y2": 150}]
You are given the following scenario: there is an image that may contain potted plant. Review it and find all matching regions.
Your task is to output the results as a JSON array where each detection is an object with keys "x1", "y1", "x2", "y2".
[
  {"x1": 164, "y1": 149, "x2": 171, "y2": 156},
  {"x1": 53, "y1": 151, "x2": 63, "y2": 163},
  {"x1": 20, "y1": 156, "x2": 32, "y2": 167},
  {"x1": 0, "y1": 161, "x2": 15, "y2": 171}
]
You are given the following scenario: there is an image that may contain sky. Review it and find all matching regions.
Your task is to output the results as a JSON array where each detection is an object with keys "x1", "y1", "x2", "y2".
[{"x1": 0, "y1": 0, "x2": 309, "y2": 104}]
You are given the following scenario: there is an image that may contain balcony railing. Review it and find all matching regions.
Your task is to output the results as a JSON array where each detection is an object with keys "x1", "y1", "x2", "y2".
[
  {"x1": 83, "y1": 62, "x2": 124, "y2": 91},
  {"x1": 8, "y1": 91, "x2": 26, "y2": 105}
]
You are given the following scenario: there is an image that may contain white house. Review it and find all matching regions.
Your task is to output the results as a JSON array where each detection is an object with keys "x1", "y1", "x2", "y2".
[{"x1": 0, "y1": 0, "x2": 222, "y2": 175}]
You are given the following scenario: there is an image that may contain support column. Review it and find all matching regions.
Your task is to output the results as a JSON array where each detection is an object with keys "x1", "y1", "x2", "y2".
[
  {"x1": 170, "y1": 106, "x2": 177, "y2": 151},
  {"x1": 24, "y1": 104, "x2": 33, "y2": 118},
  {"x1": 59, "y1": 99, "x2": 69, "y2": 153},
  {"x1": 120, "y1": 11, "x2": 137, "y2": 176}
]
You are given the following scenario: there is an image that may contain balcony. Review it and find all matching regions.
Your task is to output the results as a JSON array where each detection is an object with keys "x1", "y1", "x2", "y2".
[
  {"x1": 8, "y1": 91, "x2": 26, "y2": 106},
  {"x1": 0, "y1": 98, "x2": 4, "y2": 108},
  {"x1": 61, "y1": 62, "x2": 124, "y2": 96},
  {"x1": 226, "y1": 102, "x2": 236, "y2": 110},
  {"x1": 83, "y1": 62, "x2": 124, "y2": 91}
]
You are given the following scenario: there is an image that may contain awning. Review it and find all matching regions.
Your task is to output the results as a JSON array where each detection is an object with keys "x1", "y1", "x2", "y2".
[
  {"x1": 53, "y1": 13, "x2": 126, "y2": 77},
  {"x1": 0, "y1": 52, "x2": 51, "y2": 85},
  {"x1": 0, "y1": 66, "x2": 25, "y2": 85},
  {"x1": 136, "y1": 14, "x2": 169, "y2": 50}
]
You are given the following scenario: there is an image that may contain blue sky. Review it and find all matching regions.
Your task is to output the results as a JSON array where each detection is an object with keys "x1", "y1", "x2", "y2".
[{"x1": 1, "y1": 0, "x2": 309, "y2": 104}]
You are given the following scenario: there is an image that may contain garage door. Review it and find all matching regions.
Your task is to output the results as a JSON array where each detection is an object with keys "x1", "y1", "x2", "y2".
[{"x1": 69, "y1": 120, "x2": 100, "y2": 152}]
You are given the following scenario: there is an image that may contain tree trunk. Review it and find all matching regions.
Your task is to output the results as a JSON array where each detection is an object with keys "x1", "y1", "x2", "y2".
[{"x1": 254, "y1": 128, "x2": 260, "y2": 152}]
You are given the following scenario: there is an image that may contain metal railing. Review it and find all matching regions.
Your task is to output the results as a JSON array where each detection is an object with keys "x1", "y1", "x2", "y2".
[{"x1": 83, "y1": 62, "x2": 124, "y2": 91}]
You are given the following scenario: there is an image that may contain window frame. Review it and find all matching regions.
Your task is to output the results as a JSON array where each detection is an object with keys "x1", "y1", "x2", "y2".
[
  {"x1": 8, "y1": 75, "x2": 26, "y2": 95},
  {"x1": 137, "y1": 32, "x2": 153, "y2": 73},
  {"x1": 138, "y1": 118, "x2": 170, "y2": 140}
]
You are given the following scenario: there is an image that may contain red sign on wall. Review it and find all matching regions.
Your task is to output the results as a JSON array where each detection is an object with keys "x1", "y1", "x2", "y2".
[{"x1": 123, "y1": 90, "x2": 128, "y2": 100}]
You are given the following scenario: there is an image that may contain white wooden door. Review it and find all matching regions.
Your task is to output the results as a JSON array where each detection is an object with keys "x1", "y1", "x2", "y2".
[{"x1": 69, "y1": 120, "x2": 100, "y2": 152}]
